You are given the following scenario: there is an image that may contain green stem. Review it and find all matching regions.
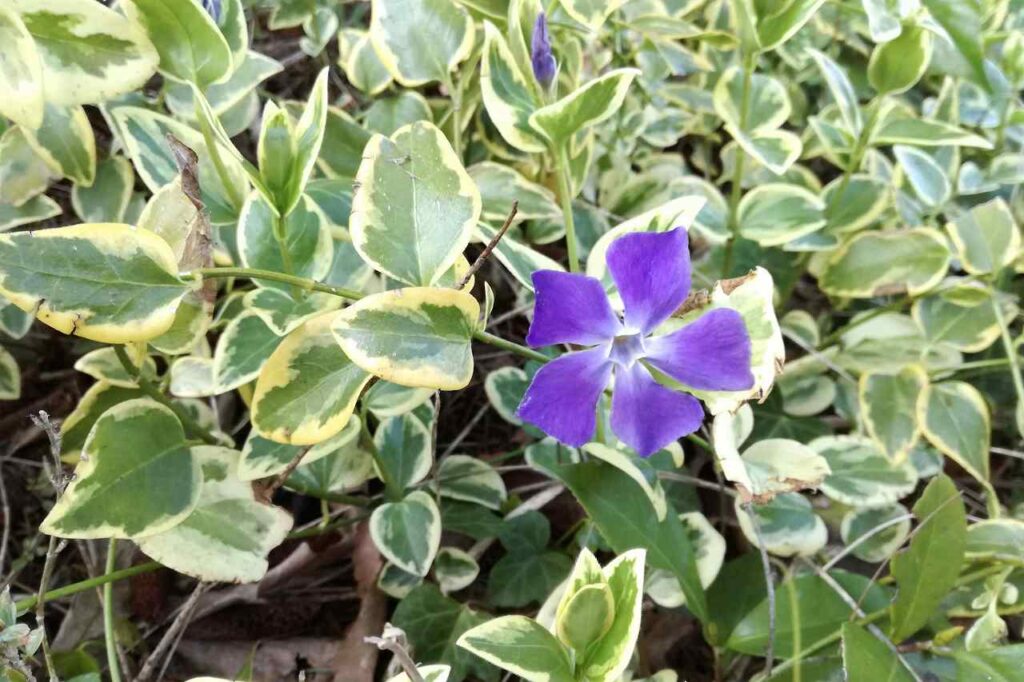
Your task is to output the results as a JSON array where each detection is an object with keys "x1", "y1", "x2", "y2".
[
  {"x1": 104, "y1": 539, "x2": 123, "y2": 682},
  {"x1": 722, "y1": 53, "x2": 756, "y2": 278},
  {"x1": 818, "y1": 299, "x2": 907, "y2": 348},
  {"x1": 830, "y1": 97, "x2": 882, "y2": 207},
  {"x1": 193, "y1": 97, "x2": 245, "y2": 212},
  {"x1": 195, "y1": 268, "x2": 549, "y2": 364},
  {"x1": 114, "y1": 345, "x2": 218, "y2": 445},
  {"x1": 270, "y1": 209, "x2": 301, "y2": 299},
  {"x1": 554, "y1": 144, "x2": 580, "y2": 273},
  {"x1": 17, "y1": 562, "x2": 162, "y2": 614},
  {"x1": 992, "y1": 290, "x2": 1024, "y2": 417}
]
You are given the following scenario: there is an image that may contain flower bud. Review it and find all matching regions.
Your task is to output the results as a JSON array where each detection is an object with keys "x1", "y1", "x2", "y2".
[
  {"x1": 531, "y1": 12, "x2": 556, "y2": 89},
  {"x1": 201, "y1": 0, "x2": 222, "y2": 22}
]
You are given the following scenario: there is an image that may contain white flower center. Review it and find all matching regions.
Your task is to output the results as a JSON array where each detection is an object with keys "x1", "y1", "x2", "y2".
[{"x1": 608, "y1": 332, "x2": 646, "y2": 368}]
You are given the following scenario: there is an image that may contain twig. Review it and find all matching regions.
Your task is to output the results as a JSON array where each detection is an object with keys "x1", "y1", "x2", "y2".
[
  {"x1": 30, "y1": 411, "x2": 67, "y2": 682},
  {"x1": 0, "y1": 460, "x2": 10, "y2": 577},
  {"x1": 456, "y1": 201, "x2": 518, "y2": 290},
  {"x1": 822, "y1": 513, "x2": 914, "y2": 571},
  {"x1": 440, "y1": 403, "x2": 489, "y2": 459},
  {"x1": 137, "y1": 581, "x2": 213, "y2": 682},
  {"x1": 267, "y1": 446, "x2": 313, "y2": 496},
  {"x1": 743, "y1": 502, "x2": 775, "y2": 676},
  {"x1": 365, "y1": 624, "x2": 424, "y2": 682}
]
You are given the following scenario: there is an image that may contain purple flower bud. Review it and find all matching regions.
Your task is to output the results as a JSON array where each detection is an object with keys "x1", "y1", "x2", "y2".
[
  {"x1": 201, "y1": 0, "x2": 222, "y2": 22},
  {"x1": 531, "y1": 12, "x2": 557, "y2": 89}
]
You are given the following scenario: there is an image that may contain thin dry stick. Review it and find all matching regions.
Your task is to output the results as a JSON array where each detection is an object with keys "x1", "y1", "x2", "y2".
[
  {"x1": 267, "y1": 446, "x2": 313, "y2": 495},
  {"x1": 365, "y1": 625, "x2": 424, "y2": 682},
  {"x1": 136, "y1": 581, "x2": 213, "y2": 682},
  {"x1": 456, "y1": 201, "x2": 518, "y2": 291},
  {"x1": 743, "y1": 501, "x2": 775, "y2": 677},
  {"x1": 29, "y1": 411, "x2": 67, "y2": 682},
  {"x1": 0, "y1": 461, "x2": 10, "y2": 577}
]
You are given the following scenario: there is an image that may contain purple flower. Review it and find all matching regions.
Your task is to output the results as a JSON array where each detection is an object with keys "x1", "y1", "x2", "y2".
[
  {"x1": 531, "y1": 13, "x2": 557, "y2": 89},
  {"x1": 201, "y1": 0, "x2": 222, "y2": 22},
  {"x1": 516, "y1": 228, "x2": 754, "y2": 457}
]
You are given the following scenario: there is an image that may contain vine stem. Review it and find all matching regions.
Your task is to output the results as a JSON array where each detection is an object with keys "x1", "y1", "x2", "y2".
[
  {"x1": 192, "y1": 98, "x2": 245, "y2": 212},
  {"x1": 104, "y1": 539, "x2": 123, "y2": 682},
  {"x1": 722, "y1": 52, "x2": 756, "y2": 278},
  {"x1": 829, "y1": 97, "x2": 882, "y2": 208},
  {"x1": 992, "y1": 290, "x2": 1024, "y2": 421},
  {"x1": 193, "y1": 268, "x2": 550, "y2": 364},
  {"x1": 554, "y1": 144, "x2": 581, "y2": 273},
  {"x1": 113, "y1": 345, "x2": 218, "y2": 445}
]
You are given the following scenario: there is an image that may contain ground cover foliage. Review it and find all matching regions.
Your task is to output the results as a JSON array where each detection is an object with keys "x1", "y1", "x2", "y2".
[{"x1": 1, "y1": 0, "x2": 1024, "y2": 680}]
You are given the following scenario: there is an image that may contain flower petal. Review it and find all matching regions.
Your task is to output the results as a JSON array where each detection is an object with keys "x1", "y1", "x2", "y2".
[
  {"x1": 526, "y1": 270, "x2": 622, "y2": 347},
  {"x1": 606, "y1": 227, "x2": 691, "y2": 333},
  {"x1": 611, "y1": 362, "x2": 704, "y2": 457},
  {"x1": 517, "y1": 346, "x2": 612, "y2": 447},
  {"x1": 645, "y1": 308, "x2": 755, "y2": 391}
]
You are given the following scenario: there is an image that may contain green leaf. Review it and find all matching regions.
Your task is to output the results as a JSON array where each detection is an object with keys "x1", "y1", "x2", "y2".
[
  {"x1": 811, "y1": 435, "x2": 917, "y2": 507},
  {"x1": 363, "y1": 380, "x2": 433, "y2": 418},
  {"x1": 0, "y1": 193, "x2": 61, "y2": 232},
  {"x1": 873, "y1": 117, "x2": 993, "y2": 149},
  {"x1": 807, "y1": 49, "x2": 861, "y2": 134},
  {"x1": 212, "y1": 310, "x2": 282, "y2": 393},
  {"x1": 438, "y1": 455, "x2": 507, "y2": 511},
  {"x1": 581, "y1": 549, "x2": 646, "y2": 682},
  {"x1": 120, "y1": 0, "x2": 231, "y2": 86},
  {"x1": 483, "y1": 366, "x2": 529, "y2": 425},
  {"x1": 0, "y1": 223, "x2": 190, "y2": 343},
  {"x1": 365, "y1": 91, "x2": 433, "y2": 136},
  {"x1": 890, "y1": 474, "x2": 967, "y2": 642},
  {"x1": 921, "y1": 0, "x2": 988, "y2": 89},
  {"x1": 964, "y1": 519, "x2": 1024, "y2": 564},
  {"x1": 488, "y1": 550, "x2": 572, "y2": 608},
  {"x1": 331, "y1": 287, "x2": 479, "y2": 391},
  {"x1": 243, "y1": 287, "x2": 341, "y2": 337},
  {"x1": 12, "y1": 0, "x2": 158, "y2": 108},
  {"x1": 370, "y1": 0, "x2": 475, "y2": 86},
  {"x1": 374, "y1": 413, "x2": 433, "y2": 492},
  {"x1": 469, "y1": 162, "x2": 559, "y2": 223},
  {"x1": 435, "y1": 547, "x2": 479, "y2": 595},
  {"x1": 284, "y1": 434, "x2": 375, "y2": 497},
  {"x1": 351, "y1": 121, "x2": 481, "y2": 286},
  {"x1": 457, "y1": 616, "x2": 574, "y2": 682},
  {"x1": 41, "y1": 399, "x2": 201, "y2": 538},
  {"x1": 317, "y1": 107, "x2": 372, "y2": 178},
  {"x1": 546, "y1": 460, "x2": 708, "y2": 622},
  {"x1": 645, "y1": 513, "x2": 726, "y2": 609},
  {"x1": 238, "y1": 192, "x2": 334, "y2": 290},
  {"x1": 392, "y1": 584, "x2": 496, "y2": 682},
  {"x1": 529, "y1": 69, "x2": 639, "y2": 145},
  {"x1": 387, "y1": 664, "x2": 452, "y2": 682},
  {"x1": 74, "y1": 347, "x2": 156, "y2": 389},
  {"x1": 859, "y1": 366, "x2": 928, "y2": 461},
  {"x1": 946, "y1": 198, "x2": 1021, "y2": 275},
  {"x1": 894, "y1": 145, "x2": 951, "y2": 207},
  {"x1": 477, "y1": 223, "x2": 565, "y2": 291},
  {"x1": 258, "y1": 68, "x2": 329, "y2": 215},
  {"x1": 918, "y1": 381, "x2": 990, "y2": 484},
  {"x1": 479, "y1": 22, "x2": 545, "y2": 153},
  {"x1": 25, "y1": 103, "x2": 96, "y2": 185},
  {"x1": 0, "y1": 127, "x2": 53, "y2": 207},
  {"x1": 841, "y1": 622, "x2": 917, "y2": 682},
  {"x1": 71, "y1": 156, "x2": 133, "y2": 223},
  {"x1": 734, "y1": 492, "x2": 827, "y2": 557},
  {"x1": 58, "y1": 383, "x2": 144, "y2": 460},
  {"x1": 705, "y1": 553, "x2": 769, "y2": 647},
  {"x1": 729, "y1": 570, "x2": 891, "y2": 658},
  {"x1": 240, "y1": 417, "x2": 361, "y2": 481},
  {"x1": 556, "y1": 583, "x2": 614, "y2": 652},
  {"x1": 732, "y1": 128, "x2": 803, "y2": 175},
  {"x1": 559, "y1": 0, "x2": 628, "y2": 30},
  {"x1": 840, "y1": 504, "x2": 912, "y2": 563},
  {"x1": 823, "y1": 175, "x2": 889, "y2": 234},
  {"x1": 370, "y1": 490, "x2": 441, "y2": 576},
  {"x1": 913, "y1": 285, "x2": 1003, "y2": 353},
  {"x1": 737, "y1": 184, "x2": 825, "y2": 246},
  {"x1": 0, "y1": 5, "x2": 43, "y2": 128},
  {"x1": 868, "y1": 22, "x2": 932, "y2": 94},
  {"x1": 713, "y1": 67, "x2": 790, "y2": 134},
  {"x1": 756, "y1": 0, "x2": 826, "y2": 51},
  {"x1": 0, "y1": 346, "x2": 20, "y2": 400},
  {"x1": 956, "y1": 645, "x2": 1024, "y2": 681},
  {"x1": 714, "y1": 436, "x2": 831, "y2": 502},
  {"x1": 137, "y1": 446, "x2": 293, "y2": 582},
  {"x1": 339, "y1": 28, "x2": 392, "y2": 95},
  {"x1": 252, "y1": 313, "x2": 371, "y2": 446},
  {"x1": 819, "y1": 228, "x2": 950, "y2": 298}
]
